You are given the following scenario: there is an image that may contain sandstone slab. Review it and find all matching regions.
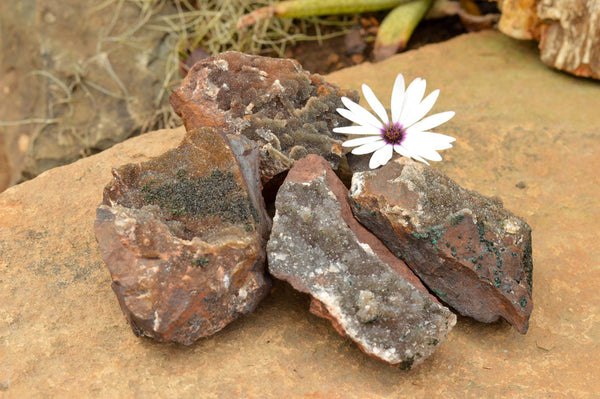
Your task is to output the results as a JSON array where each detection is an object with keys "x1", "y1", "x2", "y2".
[
  {"x1": 169, "y1": 51, "x2": 358, "y2": 191},
  {"x1": 1, "y1": 32, "x2": 600, "y2": 397},
  {"x1": 267, "y1": 155, "x2": 456, "y2": 368},
  {"x1": 0, "y1": 134, "x2": 9, "y2": 192},
  {"x1": 349, "y1": 158, "x2": 533, "y2": 333},
  {"x1": 94, "y1": 128, "x2": 271, "y2": 344}
]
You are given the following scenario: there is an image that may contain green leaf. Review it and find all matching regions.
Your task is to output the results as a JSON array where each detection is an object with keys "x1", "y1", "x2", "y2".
[
  {"x1": 374, "y1": 0, "x2": 434, "y2": 61},
  {"x1": 238, "y1": 0, "x2": 413, "y2": 28}
]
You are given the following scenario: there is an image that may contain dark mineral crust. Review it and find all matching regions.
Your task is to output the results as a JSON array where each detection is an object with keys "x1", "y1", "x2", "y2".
[
  {"x1": 267, "y1": 155, "x2": 456, "y2": 368},
  {"x1": 349, "y1": 158, "x2": 533, "y2": 333},
  {"x1": 94, "y1": 128, "x2": 271, "y2": 345},
  {"x1": 169, "y1": 51, "x2": 358, "y2": 190}
]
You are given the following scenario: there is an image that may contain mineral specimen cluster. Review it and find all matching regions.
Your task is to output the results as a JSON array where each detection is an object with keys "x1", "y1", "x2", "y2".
[
  {"x1": 95, "y1": 52, "x2": 533, "y2": 368},
  {"x1": 95, "y1": 128, "x2": 271, "y2": 345}
]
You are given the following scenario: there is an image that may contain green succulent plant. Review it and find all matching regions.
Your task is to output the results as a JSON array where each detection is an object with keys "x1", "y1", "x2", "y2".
[
  {"x1": 237, "y1": 0, "x2": 436, "y2": 60},
  {"x1": 237, "y1": 0, "x2": 498, "y2": 60}
]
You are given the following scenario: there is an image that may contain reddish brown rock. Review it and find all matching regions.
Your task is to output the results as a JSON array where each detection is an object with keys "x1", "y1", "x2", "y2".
[
  {"x1": 267, "y1": 155, "x2": 456, "y2": 368},
  {"x1": 169, "y1": 51, "x2": 359, "y2": 189},
  {"x1": 94, "y1": 127, "x2": 271, "y2": 345},
  {"x1": 349, "y1": 158, "x2": 533, "y2": 333}
]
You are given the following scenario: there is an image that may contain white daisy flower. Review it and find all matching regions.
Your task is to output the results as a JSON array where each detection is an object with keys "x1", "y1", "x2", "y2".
[{"x1": 333, "y1": 73, "x2": 456, "y2": 169}]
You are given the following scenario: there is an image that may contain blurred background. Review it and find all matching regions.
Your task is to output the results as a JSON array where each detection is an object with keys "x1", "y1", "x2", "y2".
[{"x1": 0, "y1": 0, "x2": 597, "y2": 193}]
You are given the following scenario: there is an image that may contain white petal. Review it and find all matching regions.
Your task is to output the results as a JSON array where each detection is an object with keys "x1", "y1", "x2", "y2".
[
  {"x1": 411, "y1": 154, "x2": 430, "y2": 165},
  {"x1": 342, "y1": 136, "x2": 383, "y2": 147},
  {"x1": 351, "y1": 140, "x2": 387, "y2": 155},
  {"x1": 391, "y1": 73, "x2": 405, "y2": 123},
  {"x1": 419, "y1": 132, "x2": 455, "y2": 149},
  {"x1": 403, "y1": 89, "x2": 439, "y2": 128},
  {"x1": 395, "y1": 144, "x2": 429, "y2": 164},
  {"x1": 398, "y1": 78, "x2": 426, "y2": 125},
  {"x1": 407, "y1": 111, "x2": 455, "y2": 133},
  {"x1": 402, "y1": 139, "x2": 443, "y2": 162},
  {"x1": 430, "y1": 142, "x2": 453, "y2": 150},
  {"x1": 362, "y1": 84, "x2": 389, "y2": 125},
  {"x1": 333, "y1": 125, "x2": 382, "y2": 136},
  {"x1": 419, "y1": 148, "x2": 443, "y2": 161},
  {"x1": 421, "y1": 131, "x2": 456, "y2": 143},
  {"x1": 393, "y1": 144, "x2": 412, "y2": 158},
  {"x1": 369, "y1": 144, "x2": 393, "y2": 169},
  {"x1": 340, "y1": 98, "x2": 384, "y2": 129},
  {"x1": 404, "y1": 131, "x2": 455, "y2": 150}
]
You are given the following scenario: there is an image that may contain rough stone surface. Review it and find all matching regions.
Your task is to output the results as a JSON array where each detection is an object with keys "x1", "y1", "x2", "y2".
[
  {"x1": 0, "y1": 0, "x2": 175, "y2": 187},
  {"x1": 267, "y1": 155, "x2": 456, "y2": 368},
  {"x1": 169, "y1": 51, "x2": 359, "y2": 189},
  {"x1": 94, "y1": 128, "x2": 271, "y2": 345},
  {"x1": 497, "y1": 0, "x2": 600, "y2": 79},
  {"x1": 349, "y1": 158, "x2": 533, "y2": 333},
  {"x1": 1, "y1": 32, "x2": 600, "y2": 397},
  {"x1": 497, "y1": 0, "x2": 540, "y2": 39},
  {"x1": 537, "y1": 0, "x2": 600, "y2": 79}
]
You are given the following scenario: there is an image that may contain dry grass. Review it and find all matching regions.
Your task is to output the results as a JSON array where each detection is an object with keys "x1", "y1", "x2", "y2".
[{"x1": 1, "y1": 0, "x2": 356, "y2": 166}]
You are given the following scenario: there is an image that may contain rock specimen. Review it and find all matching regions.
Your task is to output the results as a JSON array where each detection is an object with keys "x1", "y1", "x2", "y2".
[
  {"x1": 349, "y1": 158, "x2": 533, "y2": 333},
  {"x1": 497, "y1": 0, "x2": 600, "y2": 79},
  {"x1": 496, "y1": 0, "x2": 539, "y2": 40},
  {"x1": 94, "y1": 128, "x2": 271, "y2": 345},
  {"x1": 169, "y1": 51, "x2": 358, "y2": 190},
  {"x1": 267, "y1": 155, "x2": 456, "y2": 368}
]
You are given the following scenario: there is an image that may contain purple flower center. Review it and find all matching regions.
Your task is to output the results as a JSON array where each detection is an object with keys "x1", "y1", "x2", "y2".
[{"x1": 381, "y1": 122, "x2": 406, "y2": 145}]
